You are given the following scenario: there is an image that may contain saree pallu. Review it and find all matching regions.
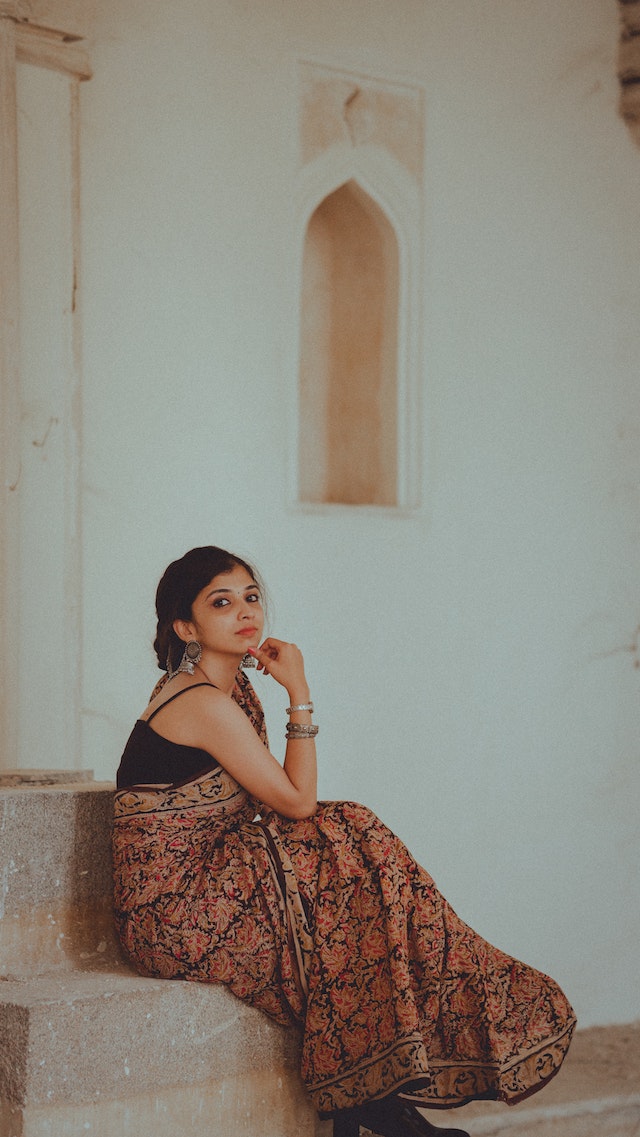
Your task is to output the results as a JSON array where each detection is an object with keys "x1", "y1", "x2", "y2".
[{"x1": 113, "y1": 677, "x2": 576, "y2": 1114}]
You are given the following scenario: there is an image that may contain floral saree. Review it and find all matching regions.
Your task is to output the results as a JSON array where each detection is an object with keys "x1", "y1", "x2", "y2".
[{"x1": 112, "y1": 672, "x2": 576, "y2": 1115}]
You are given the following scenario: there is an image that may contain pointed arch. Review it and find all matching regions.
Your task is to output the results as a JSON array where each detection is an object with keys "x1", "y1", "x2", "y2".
[
  {"x1": 292, "y1": 142, "x2": 423, "y2": 512},
  {"x1": 298, "y1": 179, "x2": 399, "y2": 505}
]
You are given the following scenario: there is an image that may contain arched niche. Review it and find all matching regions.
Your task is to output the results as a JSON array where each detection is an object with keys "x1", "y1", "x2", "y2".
[{"x1": 298, "y1": 179, "x2": 399, "y2": 506}]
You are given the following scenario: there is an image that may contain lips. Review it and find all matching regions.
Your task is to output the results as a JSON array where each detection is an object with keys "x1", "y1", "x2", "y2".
[{"x1": 237, "y1": 628, "x2": 258, "y2": 637}]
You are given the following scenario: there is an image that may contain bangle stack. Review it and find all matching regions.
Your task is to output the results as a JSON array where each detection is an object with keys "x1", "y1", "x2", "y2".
[
  {"x1": 286, "y1": 722, "x2": 319, "y2": 739},
  {"x1": 285, "y1": 700, "x2": 318, "y2": 740}
]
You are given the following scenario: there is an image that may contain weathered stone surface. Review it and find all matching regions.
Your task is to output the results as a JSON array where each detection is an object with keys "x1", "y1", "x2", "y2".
[
  {"x1": 0, "y1": 972, "x2": 302, "y2": 1106},
  {"x1": 0, "y1": 971, "x2": 318, "y2": 1136},
  {"x1": 0, "y1": 1074, "x2": 319, "y2": 1137},
  {"x1": 0, "y1": 783, "x2": 113, "y2": 910},
  {"x1": 0, "y1": 770, "x2": 94, "y2": 787},
  {"x1": 0, "y1": 783, "x2": 121, "y2": 977}
]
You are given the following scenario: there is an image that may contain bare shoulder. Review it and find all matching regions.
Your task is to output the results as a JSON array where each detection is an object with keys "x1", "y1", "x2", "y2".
[
  {"x1": 167, "y1": 681, "x2": 263, "y2": 755},
  {"x1": 195, "y1": 685, "x2": 256, "y2": 731},
  {"x1": 142, "y1": 679, "x2": 228, "y2": 722}
]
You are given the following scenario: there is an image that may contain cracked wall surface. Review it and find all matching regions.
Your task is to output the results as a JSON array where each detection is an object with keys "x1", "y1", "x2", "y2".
[{"x1": 299, "y1": 61, "x2": 424, "y2": 183}]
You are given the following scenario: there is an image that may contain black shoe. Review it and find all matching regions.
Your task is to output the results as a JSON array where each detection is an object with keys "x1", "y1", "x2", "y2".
[{"x1": 358, "y1": 1096, "x2": 470, "y2": 1137}]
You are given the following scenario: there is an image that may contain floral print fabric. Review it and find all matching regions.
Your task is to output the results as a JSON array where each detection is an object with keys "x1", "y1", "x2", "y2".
[{"x1": 113, "y1": 673, "x2": 575, "y2": 1114}]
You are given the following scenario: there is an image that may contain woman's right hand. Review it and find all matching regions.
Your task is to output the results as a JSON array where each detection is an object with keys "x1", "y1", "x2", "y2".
[{"x1": 248, "y1": 638, "x2": 310, "y2": 701}]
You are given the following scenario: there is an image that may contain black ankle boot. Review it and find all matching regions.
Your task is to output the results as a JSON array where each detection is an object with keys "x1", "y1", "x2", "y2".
[{"x1": 358, "y1": 1096, "x2": 470, "y2": 1137}]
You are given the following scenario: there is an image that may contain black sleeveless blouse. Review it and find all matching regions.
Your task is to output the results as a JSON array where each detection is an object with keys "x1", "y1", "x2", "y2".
[{"x1": 116, "y1": 683, "x2": 220, "y2": 789}]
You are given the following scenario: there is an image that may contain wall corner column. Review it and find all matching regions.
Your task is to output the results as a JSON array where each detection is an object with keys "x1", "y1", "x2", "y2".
[
  {"x1": 0, "y1": 4, "x2": 91, "y2": 771},
  {"x1": 0, "y1": 7, "x2": 21, "y2": 768}
]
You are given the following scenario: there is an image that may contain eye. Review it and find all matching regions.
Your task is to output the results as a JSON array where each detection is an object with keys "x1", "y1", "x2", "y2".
[
  {"x1": 212, "y1": 597, "x2": 230, "y2": 608},
  {"x1": 247, "y1": 592, "x2": 261, "y2": 604}
]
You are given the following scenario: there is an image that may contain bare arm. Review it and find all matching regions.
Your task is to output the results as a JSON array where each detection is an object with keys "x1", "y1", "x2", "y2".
[{"x1": 169, "y1": 639, "x2": 317, "y2": 819}]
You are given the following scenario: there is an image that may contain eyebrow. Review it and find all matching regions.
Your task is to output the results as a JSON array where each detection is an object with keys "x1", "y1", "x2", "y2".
[{"x1": 205, "y1": 584, "x2": 258, "y2": 599}]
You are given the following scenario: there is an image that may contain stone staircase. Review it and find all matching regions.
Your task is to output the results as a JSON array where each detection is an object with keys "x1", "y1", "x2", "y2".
[
  {"x1": 0, "y1": 773, "x2": 320, "y2": 1137},
  {"x1": 1, "y1": 773, "x2": 638, "y2": 1137}
]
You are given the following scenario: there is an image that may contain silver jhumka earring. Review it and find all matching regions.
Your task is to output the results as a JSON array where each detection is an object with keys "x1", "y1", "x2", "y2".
[
  {"x1": 173, "y1": 639, "x2": 202, "y2": 676},
  {"x1": 241, "y1": 653, "x2": 257, "y2": 669}
]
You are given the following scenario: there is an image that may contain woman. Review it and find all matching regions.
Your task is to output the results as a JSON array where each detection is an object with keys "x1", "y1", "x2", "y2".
[{"x1": 113, "y1": 546, "x2": 576, "y2": 1137}]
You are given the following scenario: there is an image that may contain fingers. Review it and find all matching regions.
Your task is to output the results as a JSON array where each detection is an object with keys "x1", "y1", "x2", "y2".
[
  {"x1": 258, "y1": 640, "x2": 280, "y2": 661},
  {"x1": 253, "y1": 638, "x2": 291, "y2": 663},
  {"x1": 248, "y1": 641, "x2": 280, "y2": 675},
  {"x1": 247, "y1": 646, "x2": 270, "y2": 674},
  {"x1": 247, "y1": 639, "x2": 302, "y2": 681}
]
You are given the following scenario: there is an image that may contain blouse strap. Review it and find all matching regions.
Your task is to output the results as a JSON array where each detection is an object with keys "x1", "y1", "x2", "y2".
[{"x1": 145, "y1": 682, "x2": 218, "y2": 723}]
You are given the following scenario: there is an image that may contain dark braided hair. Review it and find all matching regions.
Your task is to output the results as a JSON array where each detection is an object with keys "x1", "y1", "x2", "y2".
[{"x1": 154, "y1": 546, "x2": 260, "y2": 673}]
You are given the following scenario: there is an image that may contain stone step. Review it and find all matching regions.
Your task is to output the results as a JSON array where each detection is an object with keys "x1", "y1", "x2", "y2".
[
  {"x1": 0, "y1": 969, "x2": 318, "y2": 1137},
  {"x1": 0, "y1": 780, "x2": 122, "y2": 979},
  {"x1": 0, "y1": 776, "x2": 319, "y2": 1136}
]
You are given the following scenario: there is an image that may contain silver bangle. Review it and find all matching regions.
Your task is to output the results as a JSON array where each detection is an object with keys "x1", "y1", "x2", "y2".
[
  {"x1": 286, "y1": 701, "x2": 314, "y2": 714},
  {"x1": 286, "y1": 723, "x2": 319, "y2": 739}
]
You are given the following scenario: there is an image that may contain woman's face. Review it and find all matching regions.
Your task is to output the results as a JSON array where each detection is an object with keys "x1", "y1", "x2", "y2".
[{"x1": 178, "y1": 564, "x2": 264, "y2": 659}]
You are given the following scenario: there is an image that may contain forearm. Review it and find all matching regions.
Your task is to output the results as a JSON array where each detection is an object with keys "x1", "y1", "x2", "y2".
[
  {"x1": 248, "y1": 640, "x2": 318, "y2": 817},
  {"x1": 282, "y1": 685, "x2": 317, "y2": 815}
]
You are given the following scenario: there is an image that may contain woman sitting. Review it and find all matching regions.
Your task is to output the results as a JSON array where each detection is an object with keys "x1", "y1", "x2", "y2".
[{"x1": 113, "y1": 545, "x2": 576, "y2": 1137}]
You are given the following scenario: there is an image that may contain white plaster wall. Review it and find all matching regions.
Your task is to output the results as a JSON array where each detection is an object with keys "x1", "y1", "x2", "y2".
[{"x1": 79, "y1": 0, "x2": 640, "y2": 1028}]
